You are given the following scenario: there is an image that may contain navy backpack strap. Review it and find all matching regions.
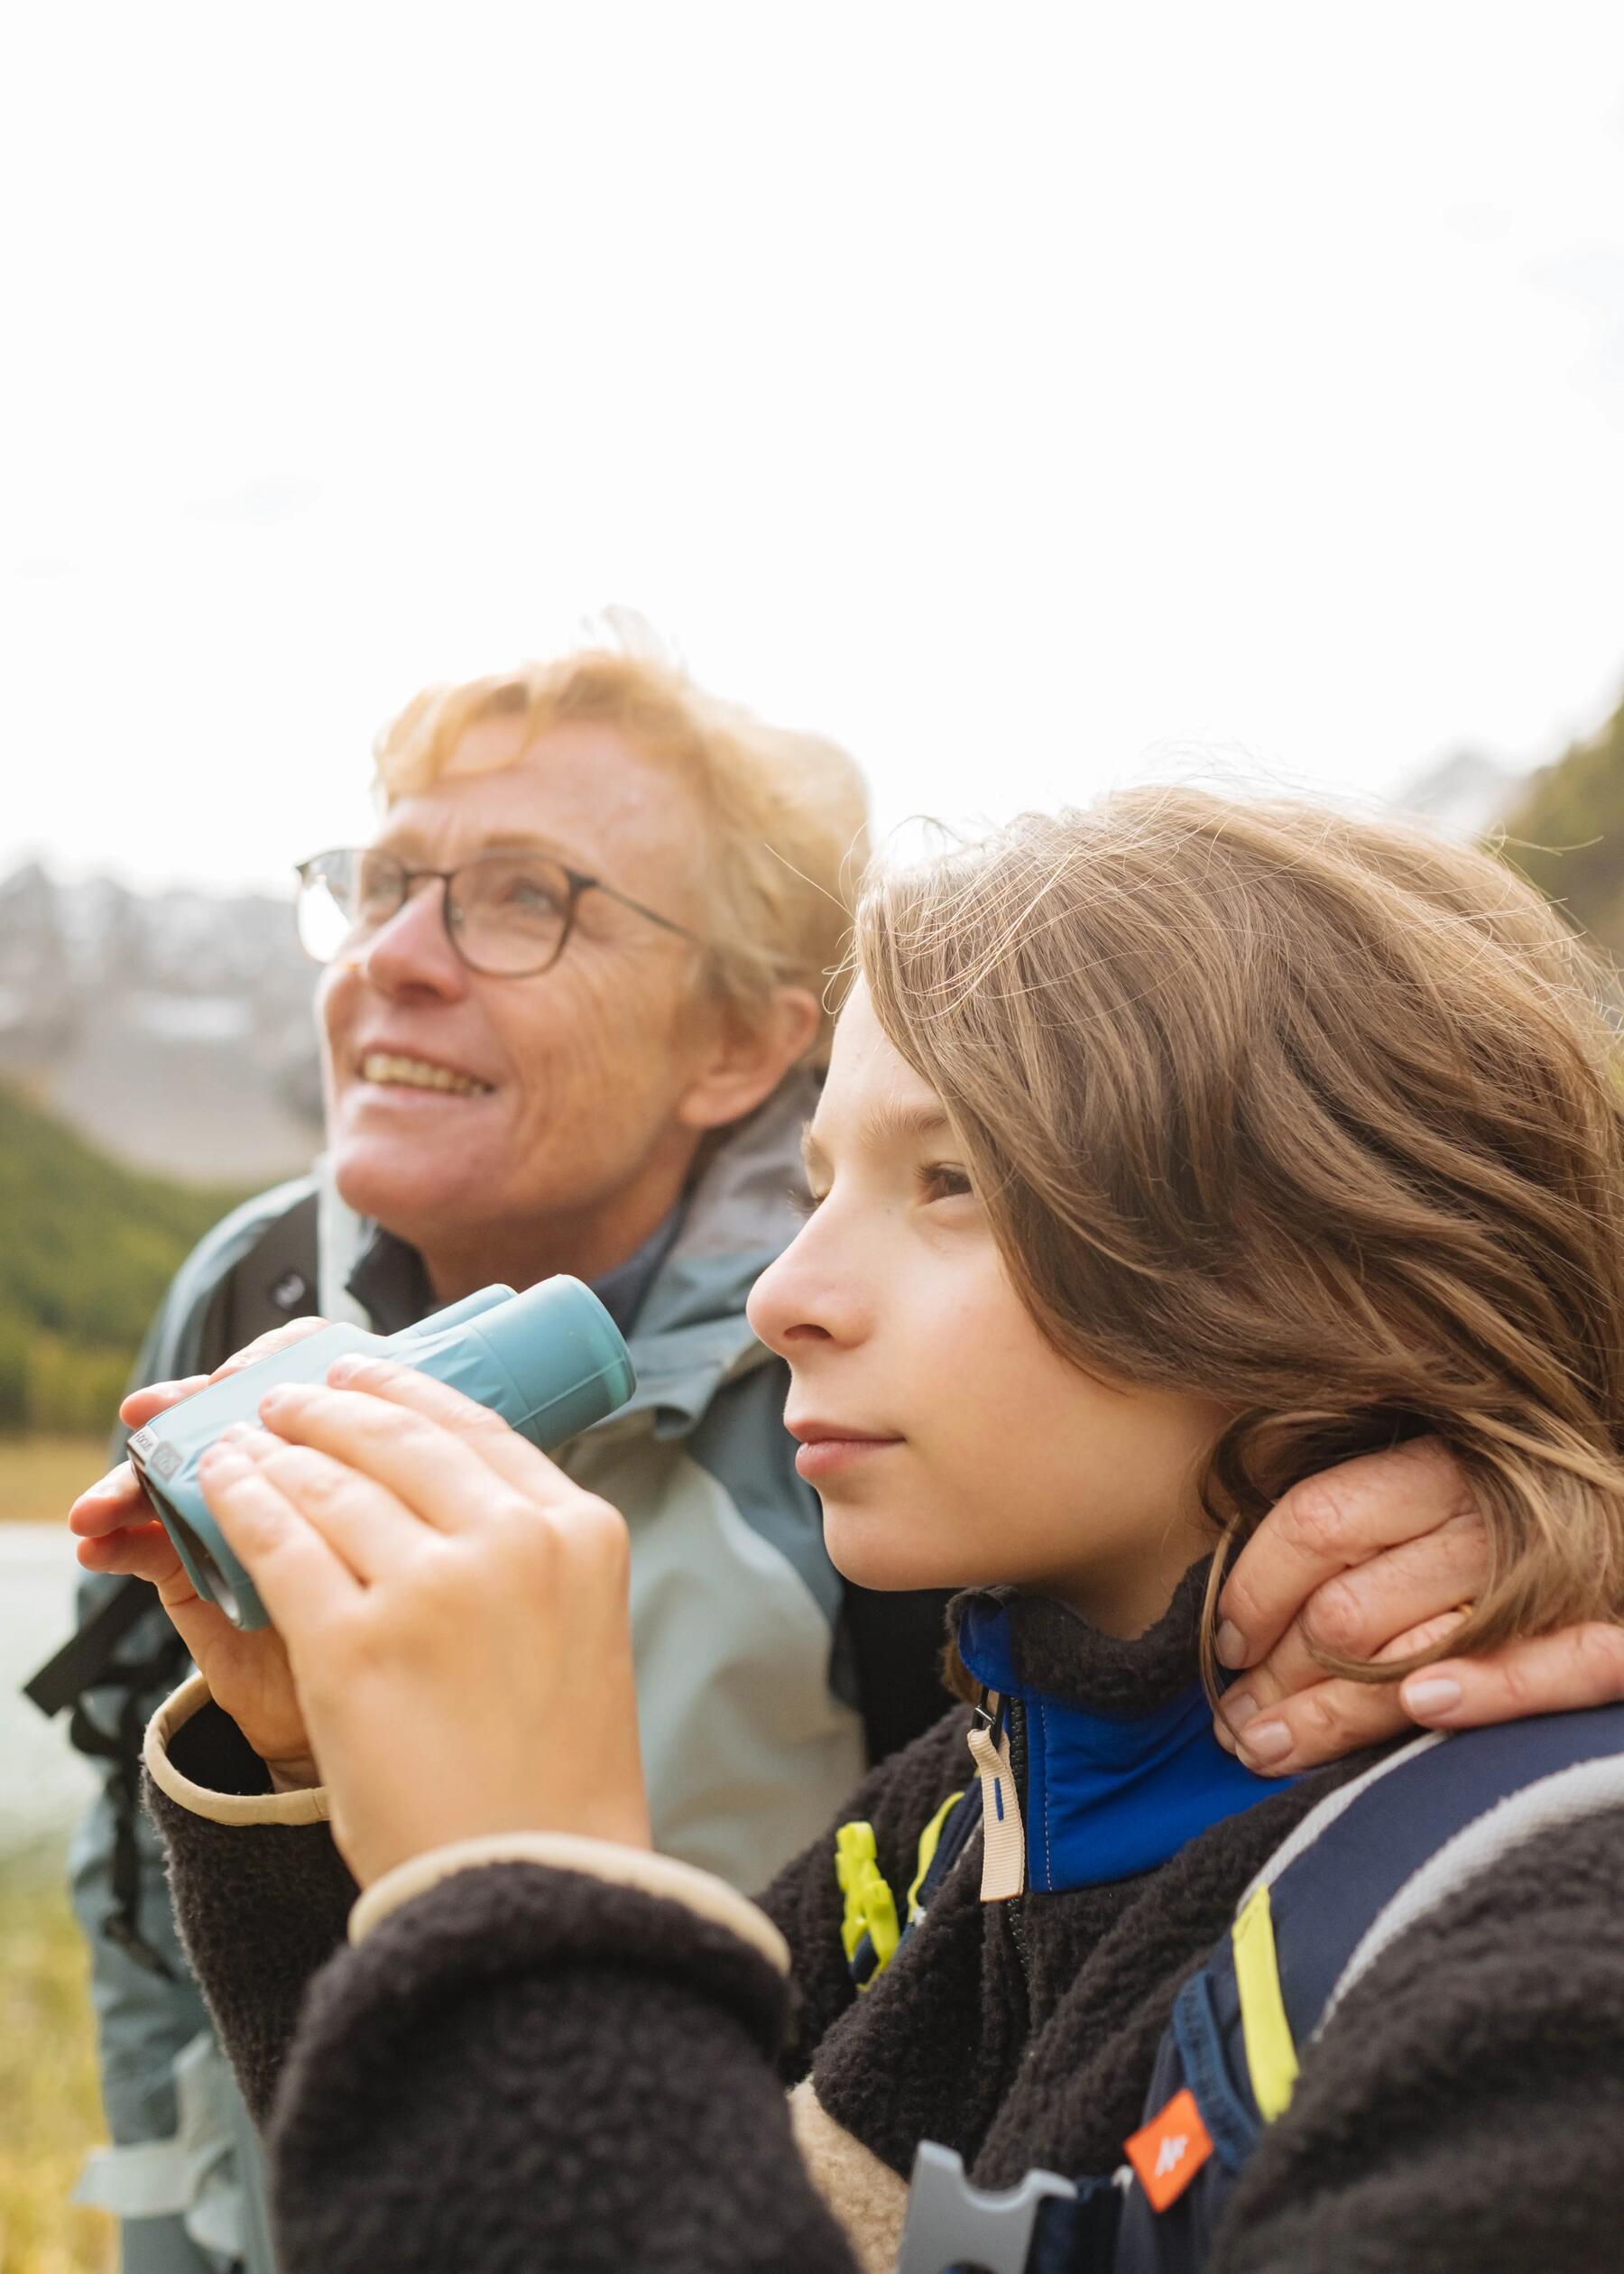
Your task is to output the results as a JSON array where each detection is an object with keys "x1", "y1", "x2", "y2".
[
  {"x1": 1110, "y1": 1700, "x2": 1624, "y2": 2272},
  {"x1": 894, "y1": 1702, "x2": 1624, "y2": 2274},
  {"x1": 1224, "y1": 1699, "x2": 1624, "y2": 2079}
]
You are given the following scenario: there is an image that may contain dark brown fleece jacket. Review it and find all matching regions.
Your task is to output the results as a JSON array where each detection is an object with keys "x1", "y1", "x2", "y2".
[{"x1": 147, "y1": 1577, "x2": 1624, "y2": 2274}]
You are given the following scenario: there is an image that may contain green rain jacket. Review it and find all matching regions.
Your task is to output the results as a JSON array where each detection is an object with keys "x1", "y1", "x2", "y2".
[{"x1": 65, "y1": 1071, "x2": 911, "y2": 2274}]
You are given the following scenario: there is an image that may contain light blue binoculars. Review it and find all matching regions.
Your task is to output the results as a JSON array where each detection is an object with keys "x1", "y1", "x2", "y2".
[{"x1": 125, "y1": 1278, "x2": 636, "y2": 1631}]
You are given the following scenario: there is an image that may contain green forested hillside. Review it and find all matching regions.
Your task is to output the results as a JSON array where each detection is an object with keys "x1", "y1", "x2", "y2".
[
  {"x1": 0, "y1": 1083, "x2": 248, "y2": 1432},
  {"x1": 1501, "y1": 694, "x2": 1624, "y2": 965}
]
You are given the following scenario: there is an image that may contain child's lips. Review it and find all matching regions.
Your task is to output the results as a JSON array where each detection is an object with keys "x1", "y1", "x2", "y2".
[{"x1": 787, "y1": 1421, "x2": 904, "y2": 1482}]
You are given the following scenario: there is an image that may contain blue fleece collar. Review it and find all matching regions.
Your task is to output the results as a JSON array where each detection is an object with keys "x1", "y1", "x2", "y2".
[{"x1": 956, "y1": 1595, "x2": 1288, "y2": 1890}]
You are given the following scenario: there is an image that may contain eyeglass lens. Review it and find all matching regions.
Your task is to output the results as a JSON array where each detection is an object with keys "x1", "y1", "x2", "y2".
[{"x1": 296, "y1": 851, "x2": 575, "y2": 975}]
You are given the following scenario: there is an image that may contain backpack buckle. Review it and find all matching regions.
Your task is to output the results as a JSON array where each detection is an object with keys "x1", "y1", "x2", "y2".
[{"x1": 894, "y1": 2141, "x2": 1076, "y2": 2274}]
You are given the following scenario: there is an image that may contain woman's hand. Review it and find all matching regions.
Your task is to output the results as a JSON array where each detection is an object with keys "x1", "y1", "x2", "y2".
[
  {"x1": 1212, "y1": 1437, "x2": 1624, "y2": 1771},
  {"x1": 197, "y1": 1352, "x2": 651, "y2": 1889},
  {"x1": 69, "y1": 1319, "x2": 329, "y2": 1788}
]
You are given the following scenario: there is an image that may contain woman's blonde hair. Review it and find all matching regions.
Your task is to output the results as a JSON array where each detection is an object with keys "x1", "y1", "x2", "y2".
[
  {"x1": 374, "y1": 630, "x2": 868, "y2": 1058},
  {"x1": 858, "y1": 788, "x2": 1624, "y2": 1681}
]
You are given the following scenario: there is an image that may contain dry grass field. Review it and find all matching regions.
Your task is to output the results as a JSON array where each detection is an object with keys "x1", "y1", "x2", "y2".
[
  {"x1": 0, "y1": 1847, "x2": 114, "y2": 2274},
  {"x1": 0, "y1": 1438, "x2": 106, "y2": 1529},
  {"x1": 1, "y1": 1438, "x2": 118, "y2": 2273}
]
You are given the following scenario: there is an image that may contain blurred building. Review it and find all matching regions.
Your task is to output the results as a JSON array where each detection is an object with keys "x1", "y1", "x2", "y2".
[{"x1": 0, "y1": 862, "x2": 321, "y2": 1184}]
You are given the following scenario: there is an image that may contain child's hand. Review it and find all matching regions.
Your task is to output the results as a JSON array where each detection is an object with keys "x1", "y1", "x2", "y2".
[
  {"x1": 200, "y1": 1354, "x2": 651, "y2": 1889},
  {"x1": 70, "y1": 1319, "x2": 331, "y2": 1788}
]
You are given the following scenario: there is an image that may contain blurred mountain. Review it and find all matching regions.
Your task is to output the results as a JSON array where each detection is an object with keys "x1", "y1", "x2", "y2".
[
  {"x1": 0, "y1": 862, "x2": 321, "y2": 1184},
  {"x1": 1499, "y1": 696, "x2": 1624, "y2": 966},
  {"x1": 1395, "y1": 706, "x2": 1624, "y2": 967},
  {"x1": 1396, "y1": 749, "x2": 1530, "y2": 840}
]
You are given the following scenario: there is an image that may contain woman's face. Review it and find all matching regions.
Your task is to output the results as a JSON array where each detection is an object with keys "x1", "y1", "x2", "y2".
[{"x1": 747, "y1": 983, "x2": 1227, "y2": 1637}]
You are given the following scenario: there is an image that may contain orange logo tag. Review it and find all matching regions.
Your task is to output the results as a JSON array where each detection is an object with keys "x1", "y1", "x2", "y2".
[{"x1": 1125, "y1": 2087, "x2": 1214, "y2": 2214}]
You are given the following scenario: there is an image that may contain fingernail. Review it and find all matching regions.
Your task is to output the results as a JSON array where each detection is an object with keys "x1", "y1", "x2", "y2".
[
  {"x1": 1216, "y1": 1620, "x2": 1250, "y2": 1669},
  {"x1": 199, "y1": 1443, "x2": 246, "y2": 1474},
  {"x1": 1240, "y1": 1720, "x2": 1293, "y2": 1768},
  {"x1": 1213, "y1": 1717, "x2": 1238, "y2": 1756},
  {"x1": 1218, "y1": 1688, "x2": 1257, "y2": 1733},
  {"x1": 327, "y1": 1355, "x2": 364, "y2": 1385},
  {"x1": 1402, "y1": 1676, "x2": 1463, "y2": 1720}
]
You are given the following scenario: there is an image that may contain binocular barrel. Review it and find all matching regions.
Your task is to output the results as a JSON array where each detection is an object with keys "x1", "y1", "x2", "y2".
[{"x1": 126, "y1": 1276, "x2": 636, "y2": 1630}]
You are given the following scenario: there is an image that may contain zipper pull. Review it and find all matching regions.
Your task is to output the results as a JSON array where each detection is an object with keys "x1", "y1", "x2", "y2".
[{"x1": 966, "y1": 1692, "x2": 1026, "y2": 1902}]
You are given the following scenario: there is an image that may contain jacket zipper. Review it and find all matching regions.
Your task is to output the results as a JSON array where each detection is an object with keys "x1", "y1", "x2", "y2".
[{"x1": 1004, "y1": 1695, "x2": 1034, "y2": 2032}]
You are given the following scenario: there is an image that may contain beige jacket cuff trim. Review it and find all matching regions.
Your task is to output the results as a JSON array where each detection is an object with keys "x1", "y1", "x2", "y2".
[
  {"x1": 350, "y1": 1833, "x2": 791, "y2": 1975},
  {"x1": 143, "y1": 1672, "x2": 331, "y2": 1828}
]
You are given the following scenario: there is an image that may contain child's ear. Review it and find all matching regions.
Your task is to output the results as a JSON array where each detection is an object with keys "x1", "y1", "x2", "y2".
[{"x1": 677, "y1": 987, "x2": 822, "y2": 1133}]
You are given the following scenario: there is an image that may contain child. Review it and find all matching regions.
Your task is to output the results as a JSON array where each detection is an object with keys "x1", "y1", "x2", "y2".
[{"x1": 124, "y1": 790, "x2": 1624, "y2": 2272}]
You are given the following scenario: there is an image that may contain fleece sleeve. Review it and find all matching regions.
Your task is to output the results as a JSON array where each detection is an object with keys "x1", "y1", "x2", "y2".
[
  {"x1": 1214, "y1": 1807, "x2": 1624, "y2": 2274},
  {"x1": 142, "y1": 1678, "x2": 358, "y2": 2123},
  {"x1": 267, "y1": 1856, "x2": 864, "y2": 2274}
]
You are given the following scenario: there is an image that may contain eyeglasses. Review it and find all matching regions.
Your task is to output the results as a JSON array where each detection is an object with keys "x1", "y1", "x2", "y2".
[{"x1": 293, "y1": 846, "x2": 705, "y2": 978}]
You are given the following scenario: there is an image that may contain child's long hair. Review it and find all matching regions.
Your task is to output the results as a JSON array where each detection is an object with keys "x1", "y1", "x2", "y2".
[{"x1": 856, "y1": 789, "x2": 1624, "y2": 1678}]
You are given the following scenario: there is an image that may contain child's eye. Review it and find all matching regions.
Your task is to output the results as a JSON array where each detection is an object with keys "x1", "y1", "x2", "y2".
[
  {"x1": 788, "y1": 1184, "x2": 826, "y2": 1220},
  {"x1": 918, "y1": 1163, "x2": 973, "y2": 1204}
]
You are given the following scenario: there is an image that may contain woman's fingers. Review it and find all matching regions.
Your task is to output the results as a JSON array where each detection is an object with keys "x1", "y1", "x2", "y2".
[
  {"x1": 117, "y1": 1318, "x2": 331, "y2": 1430},
  {"x1": 1215, "y1": 1438, "x2": 1482, "y2": 1671},
  {"x1": 1216, "y1": 1610, "x2": 1467, "y2": 1773},
  {"x1": 205, "y1": 1317, "x2": 332, "y2": 1384},
  {"x1": 1216, "y1": 1675, "x2": 1411, "y2": 1770},
  {"x1": 1220, "y1": 1511, "x2": 1484, "y2": 1708},
  {"x1": 69, "y1": 1461, "x2": 152, "y2": 1538},
  {"x1": 200, "y1": 1428, "x2": 428, "y2": 1587},
  {"x1": 120, "y1": 1375, "x2": 211, "y2": 1430},
  {"x1": 1400, "y1": 1624, "x2": 1624, "y2": 1728},
  {"x1": 76, "y1": 1519, "x2": 185, "y2": 1589},
  {"x1": 1209, "y1": 1441, "x2": 1489, "y2": 1774},
  {"x1": 76, "y1": 1498, "x2": 254, "y2": 1641}
]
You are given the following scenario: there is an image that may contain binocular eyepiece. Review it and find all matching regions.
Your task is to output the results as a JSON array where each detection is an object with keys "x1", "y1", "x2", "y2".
[{"x1": 126, "y1": 1277, "x2": 636, "y2": 1629}]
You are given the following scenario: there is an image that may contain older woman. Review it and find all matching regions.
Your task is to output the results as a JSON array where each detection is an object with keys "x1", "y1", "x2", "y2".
[{"x1": 57, "y1": 633, "x2": 947, "y2": 2274}]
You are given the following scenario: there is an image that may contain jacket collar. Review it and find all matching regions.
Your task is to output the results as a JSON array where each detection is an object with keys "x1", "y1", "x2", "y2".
[
  {"x1": 952, "y1": 1565, "x2": 1288, "y2": 1890},
  {"x1": 343, "y1": 1203, "x2": 685, "y2": 1340}
]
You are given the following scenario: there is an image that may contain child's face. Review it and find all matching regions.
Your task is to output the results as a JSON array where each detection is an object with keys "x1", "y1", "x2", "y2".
[{"x1": 747, "y1": 983, "x2": 1228, "y2": 1637}]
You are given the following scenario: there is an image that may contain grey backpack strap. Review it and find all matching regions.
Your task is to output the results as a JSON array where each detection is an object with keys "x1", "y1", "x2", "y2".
[
  {"x1": 1323, "y1": 1744, "x2": 1624, "y2": 2031},
  {"x1": 23, "y1": 1187, "x2": 322, "y2": 1724},
  {"x1": 194, "y1": 1186, "x2": 322, "y2": 1360}
]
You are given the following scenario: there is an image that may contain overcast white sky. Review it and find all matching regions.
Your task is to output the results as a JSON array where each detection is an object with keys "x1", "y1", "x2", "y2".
[{"x1": 5, "y1": 4, "x2": 1624, "y2": 897}]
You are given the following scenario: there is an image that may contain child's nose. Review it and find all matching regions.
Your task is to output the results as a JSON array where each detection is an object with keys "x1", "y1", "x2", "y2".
[{"x1": 748, "y1": 1221, "x2": 862, "y2": 1354}]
